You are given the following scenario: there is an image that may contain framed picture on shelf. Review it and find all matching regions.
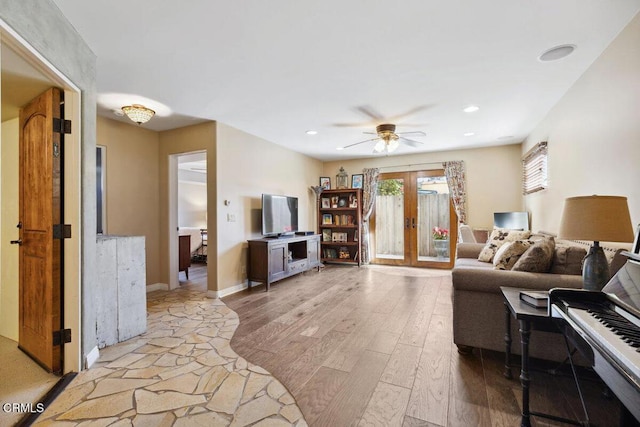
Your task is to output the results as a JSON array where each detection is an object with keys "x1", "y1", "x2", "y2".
[
  {"x1": 331, "y1": 196, "x2": 339, "y2": 208},
  {"x1": 351, "y1": 174, "x2": 363, "y2": 189},
  {"x1": 321, "y1": 197, "x2": 330, "y2": 208},
  {"x1": 320, "y1": 177, "x2": 331, "y2": 190},
  {"x1": 322, "y1": 229, "x2": 331, "y2": 242},
  {"x1": 349, "y1": 194, "x2": 357, "y2": 208},
  {"x1": 322, "y1": 213, "x2": 333, "y2": 224},
  {"x1": 324, "y1": 248, "x2": 337, "y2": 259},
  {"x1": 332, "y1": 232, "x2": 347, "y2": 243}
]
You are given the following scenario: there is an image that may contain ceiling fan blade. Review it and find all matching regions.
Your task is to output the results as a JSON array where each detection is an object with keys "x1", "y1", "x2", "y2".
[
  {"x1": 355, "y1": 106, "x2": 384, "y2": 121},
  {"x1": 386, "y1": 105, "x2": 434, "y2": 122},
  {"x1": 341, "y1": 137, "x2": 381, "y2": 149},
  {"x1": 363, "y1": 131, "x2": 377, "y2": 135},
  {"x1": 400, "y1": 137, "x2": 425, "y2": 147},
  {"x1": 396, "y1": 130, "x2": 426, "y2": 136}
]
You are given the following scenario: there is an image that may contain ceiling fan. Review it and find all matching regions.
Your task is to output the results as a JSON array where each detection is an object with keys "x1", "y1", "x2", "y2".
[{"x1": 340, "y1": 123, "x2": 426, "y2": 153}]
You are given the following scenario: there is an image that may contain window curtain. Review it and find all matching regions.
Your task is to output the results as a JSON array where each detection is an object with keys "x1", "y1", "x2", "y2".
[
  {"x1": 361, "y1": 168, "x2": 380, "y2": 264},
  {"x1": 443, "y1": 161, "x2": 467, "y2": 224}
]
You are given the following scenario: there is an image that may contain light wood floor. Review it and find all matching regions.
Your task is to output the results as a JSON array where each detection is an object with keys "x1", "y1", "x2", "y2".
[{"x1": 223, "y1": 264, "x2": 623, "y2": 427}]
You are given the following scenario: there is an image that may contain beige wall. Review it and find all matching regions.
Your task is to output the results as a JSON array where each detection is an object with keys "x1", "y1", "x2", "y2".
[
  {"x1": 178, "y1": 180, "x2": 207, "y2": 228},
  {"x1": 323, "y1": 144, "x2": 523, "y2": 230},
  {"x1": 96, "y1": 117, "x2": 162, "y2": 284},
  {"x1": 0, "y1": 118, "x2": 19, "y2": 340},
  {"x1": 523, "y1": 13, "x2": 640, "y2": 234},
  {"x1": 159, "y1": 122, "x2": 217, "y2": 291},
  {"x1": 216, "y1": 123, "x2": 323, "y2": 292}
]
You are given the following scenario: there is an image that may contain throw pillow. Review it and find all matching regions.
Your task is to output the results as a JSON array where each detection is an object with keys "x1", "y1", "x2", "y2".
[
  {"x1": 550, "y1": 244, "x2": 587, "y2": 275},
  {"x1": 478, "y1": 228, "x2": 532, "y2": 263},
  {"x1": 493, "y1": 240, "x2": 534, "y2": 270},
  {"x1": 512, "y1": 237, "x2": 556, "y2": 273}
]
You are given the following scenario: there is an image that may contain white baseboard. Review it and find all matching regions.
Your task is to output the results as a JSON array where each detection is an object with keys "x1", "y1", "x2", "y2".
[
  {"x1": 206, "y1": 281, "x2": 249, "y2": 299},
  {"x1": 85, "y1": 346, "x2": 100, "y2": 369},
  {"x1": 146, "y1": 283, "x2": 169, "y2": 293}
]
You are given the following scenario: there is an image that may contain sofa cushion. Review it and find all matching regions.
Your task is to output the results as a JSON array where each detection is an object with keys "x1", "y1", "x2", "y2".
[
  {"x1": 478, "y1": 228, "x2": 532, "y2": 263},
  {"x1": 493, "y1": 240, "x2": 533, "y2": 270},
  {"x1": 550, "y1": 243, "x2": 586, "y2": 275},
  {"x1": 512, "y1": 237, "x2": 555, "y2": 273}
]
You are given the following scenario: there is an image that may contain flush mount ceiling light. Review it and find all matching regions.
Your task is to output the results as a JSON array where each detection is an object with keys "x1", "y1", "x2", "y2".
[
  {"x1": 463, "y1": 105, "x2": 479, "y2": 113},
  {"x1": 121, "y1": 104, "x2": 156, "y2": 124},
  {"x1": 539, "y1": 44, "x2": 576, "y2": 62},
  {"x1": 305, "y1": 130, "x2": 318, "y2": 135}
]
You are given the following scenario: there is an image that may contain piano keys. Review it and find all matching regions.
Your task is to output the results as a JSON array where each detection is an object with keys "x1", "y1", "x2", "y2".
[{"x1": 551, "y1": 258, "x2": 640, "y2": 423}]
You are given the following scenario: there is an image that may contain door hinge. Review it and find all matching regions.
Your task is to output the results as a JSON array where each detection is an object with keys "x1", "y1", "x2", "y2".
[
  {"x1": 53, "y1": 224, "x2": 72, "y2": 239},
  {"x1": 53, "y1": 329, "x2": 72, "y2": 346},
  {"x1": 53, "y1": 118, "x2": 72, "y2": 134}
]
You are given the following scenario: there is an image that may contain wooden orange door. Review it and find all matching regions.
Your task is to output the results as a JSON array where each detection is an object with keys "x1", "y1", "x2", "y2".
[{"x1": 18, "y1": 87, "x2": 63, "y2": 373}]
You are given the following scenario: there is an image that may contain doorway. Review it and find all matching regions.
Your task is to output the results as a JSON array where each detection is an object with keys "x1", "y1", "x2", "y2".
[
  {"x1": 371, "y1": 170, "x2": 457, "y2": 268},
  {"x1": 0, "y1": 17, "x2": 83, "y2": 412},
  {"x1": 168, "y1": 151, "x2": 208, "y2": 290}
]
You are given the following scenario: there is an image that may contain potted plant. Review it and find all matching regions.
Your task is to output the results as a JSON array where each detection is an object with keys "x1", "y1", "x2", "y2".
[{"x1": 432, "y1": 226, "x2": 449, "y2": 257}]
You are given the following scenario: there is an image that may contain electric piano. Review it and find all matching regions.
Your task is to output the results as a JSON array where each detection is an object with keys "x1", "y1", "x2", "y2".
[{"x1": 550, "y1": 254, "x2": 640, "y2": 423}]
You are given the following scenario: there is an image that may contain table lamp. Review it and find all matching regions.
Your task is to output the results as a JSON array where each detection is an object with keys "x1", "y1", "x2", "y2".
[{"x1": 558, "y1": 195, "x2": 634, "y2": 291}]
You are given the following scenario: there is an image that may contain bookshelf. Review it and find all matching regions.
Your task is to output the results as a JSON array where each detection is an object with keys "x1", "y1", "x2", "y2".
[{"x1": 318, "y1": 188, "x2": 362, "y2": 266}]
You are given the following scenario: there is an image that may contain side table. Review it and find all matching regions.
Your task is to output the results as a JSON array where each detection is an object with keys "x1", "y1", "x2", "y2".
[{"x1": 501, "y1": 287, "x2": 587, "y2": 427}]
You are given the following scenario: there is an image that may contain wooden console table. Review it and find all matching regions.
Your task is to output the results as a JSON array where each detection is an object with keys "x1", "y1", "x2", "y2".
[{"x1": 247, "y1": 234, "x2": 321, "y2": 291}]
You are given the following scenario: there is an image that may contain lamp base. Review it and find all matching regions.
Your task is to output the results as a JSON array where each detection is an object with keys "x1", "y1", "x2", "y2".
[{"x1": 582, "y1": 241, "x2": 610, "y2": 291}]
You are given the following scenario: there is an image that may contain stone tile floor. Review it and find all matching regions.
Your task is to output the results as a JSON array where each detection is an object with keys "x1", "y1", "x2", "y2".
[{"x1": 34, "y1": 287, "x2": 307, "y2": 426}]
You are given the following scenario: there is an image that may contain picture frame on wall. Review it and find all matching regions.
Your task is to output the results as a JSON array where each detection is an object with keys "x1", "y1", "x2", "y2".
[
  {"x1": 351, "y1": 174, "x2": 363, "y2": 189},
  {"x1": 320, "y1": 177, "x2": 331, "y2": 190}
]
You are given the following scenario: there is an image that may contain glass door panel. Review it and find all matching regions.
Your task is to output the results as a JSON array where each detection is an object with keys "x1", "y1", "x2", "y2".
[
  {"x1": 374, "y1": 176, "x2": 406, "y2": 263},
  {"x1": 414, "y1": 172, "x2": 454, "y2": 268}
]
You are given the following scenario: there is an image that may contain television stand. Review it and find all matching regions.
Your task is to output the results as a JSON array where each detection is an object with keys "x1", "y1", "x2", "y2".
[{"x1": 247, "y1": 234, "x2": 321, "y2": 291}]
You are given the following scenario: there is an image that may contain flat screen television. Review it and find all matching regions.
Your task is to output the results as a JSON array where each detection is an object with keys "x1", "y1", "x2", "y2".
[
  {"x1": 494, "y1": 211, "x2": 529, "y2": 231},
  {"x1": 261, "y1": 194, "x2": 299, "y2": 237}
]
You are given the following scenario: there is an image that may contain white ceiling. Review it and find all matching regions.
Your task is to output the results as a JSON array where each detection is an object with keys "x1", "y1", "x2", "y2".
[{"x1": 51, "y1": 0, "x2": 640, "y2": 161}]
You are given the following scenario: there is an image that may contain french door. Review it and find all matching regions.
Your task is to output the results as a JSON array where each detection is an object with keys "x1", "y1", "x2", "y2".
[{"x1": 371, "y1": 170, "x2": 457, "y2": 268}]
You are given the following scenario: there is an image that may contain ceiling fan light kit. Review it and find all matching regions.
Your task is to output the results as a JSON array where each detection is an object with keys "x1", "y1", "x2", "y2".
[
  {"x1": 342, "y1": 122, "x2": 426, "y2": 154},
  {"x1": 122, "y1": 104, "x2": 156, "y2": 124}
]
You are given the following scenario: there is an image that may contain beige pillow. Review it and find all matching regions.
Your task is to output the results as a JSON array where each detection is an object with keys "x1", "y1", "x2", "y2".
[
  {"x1": 512, "y1": 237, "x2": 555, "y2": 273},
  {"x1": 478, "y1": 228, "x2": 532, "y2": 263},
  {"x1": 550, "y1": 244, "x2": 586, "y2": 275},
  {"x1": 493, "y1": 240, "x2": 534, "y2": 270}
]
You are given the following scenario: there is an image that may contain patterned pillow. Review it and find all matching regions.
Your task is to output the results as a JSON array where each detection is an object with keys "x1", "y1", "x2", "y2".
[
  {"x1": 512, "y1": 237, "x2": 556, "y2": 273},
  {"x1": 478, "y1": 228, "x2": 532, "y2": 263},
  {"x1": 493, "y1": 240, "x2": 534, "y2": 270}
]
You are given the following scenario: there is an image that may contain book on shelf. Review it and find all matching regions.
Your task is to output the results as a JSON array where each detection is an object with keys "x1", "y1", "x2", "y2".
[{"x1": 519, "y1": 290, "x2": 548, "y2": 308}]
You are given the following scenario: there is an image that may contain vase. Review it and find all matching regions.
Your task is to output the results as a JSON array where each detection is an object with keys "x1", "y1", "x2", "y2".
[{"x1": 434, "y1": 239, "x2": 449, "y2": 258}]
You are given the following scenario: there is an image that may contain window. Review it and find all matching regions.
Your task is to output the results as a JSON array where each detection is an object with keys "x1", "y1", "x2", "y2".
[{"x1": 522, "y1": 141, "x2": 548, "y2": 195}]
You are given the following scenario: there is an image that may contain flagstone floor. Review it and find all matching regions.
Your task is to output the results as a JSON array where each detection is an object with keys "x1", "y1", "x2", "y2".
[{"x1": 34, "y1": 285, "x2": 307, "y2": 426}]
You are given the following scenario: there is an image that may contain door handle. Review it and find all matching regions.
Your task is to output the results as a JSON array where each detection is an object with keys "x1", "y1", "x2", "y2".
[
  {"x1": 412, "y1": 218, "x2": 416, "y2": 228},
  {"x1": 10, "y1": 239, "x2": 22, "y2": 245}
]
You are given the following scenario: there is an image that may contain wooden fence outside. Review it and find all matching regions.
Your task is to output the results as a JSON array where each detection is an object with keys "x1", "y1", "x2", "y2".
[{"x1": 375, "y1": 193, "x2": 450, "y2": 257}]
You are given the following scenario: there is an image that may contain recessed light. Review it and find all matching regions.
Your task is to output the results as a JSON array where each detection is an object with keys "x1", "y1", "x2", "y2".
[
  {"x1": 336, "y1": 147, "x2": 345, "y2": 151},
  {"x1": 305, "y1": 130, "x2": 318, "y2": 135},
  {"x1": 463, "y1": 132, "x2": 475, "y2": 137},
  {"x1": 463, "y1": 105, "x2": 479, "y2": 113},
  {"x1": 539, "y1": 44, "x2": 576, "y2": 62}
]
